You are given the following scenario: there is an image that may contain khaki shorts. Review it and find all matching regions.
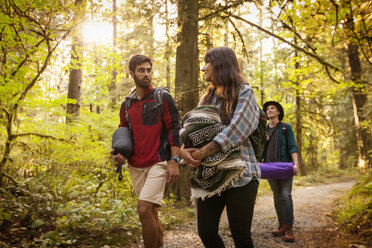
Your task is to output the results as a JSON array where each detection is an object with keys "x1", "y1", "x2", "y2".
[{"x1": 129, "y1": 161, "x2": 168, "y2": 206}]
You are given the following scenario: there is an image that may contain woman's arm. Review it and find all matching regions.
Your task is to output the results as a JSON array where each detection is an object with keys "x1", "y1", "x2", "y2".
[
  {"x1": 188, "y1": 85, "x2": 259, "y2": 167},
  {"x1": 213, "y1": 84, "x2": 259, "y2": 153},
  {"x1": 189, "y1": 141, "x2": 221, "y2": 168},
  {"x1": 180, "y1": 145, "x2": 200, "y2": 166}
]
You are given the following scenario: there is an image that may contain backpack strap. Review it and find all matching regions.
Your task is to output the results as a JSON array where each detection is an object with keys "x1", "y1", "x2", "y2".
[
  {"x1": 280, "y1": 122, "x2": 290, "y2": 156},
  {"x1": 124, "y1": 90, "x2": 136, "y2": 135},
  {"x1": 153, "y1": 87, "x2": 171, "y2": 118},
  {"x1": 124, "y1": 100, "x2": 132, "y2": 134},
  {"x1": 153, "y1": 87, "x2": 165, "y2": 116},
  {"x1": 280, "y1": 122, "x2": 287, "y2": 137}
]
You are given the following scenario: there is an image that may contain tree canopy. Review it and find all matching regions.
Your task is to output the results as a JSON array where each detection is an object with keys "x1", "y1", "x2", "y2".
[{"x1": 0, "y1": 0, "x2": 370, "y2": 246}]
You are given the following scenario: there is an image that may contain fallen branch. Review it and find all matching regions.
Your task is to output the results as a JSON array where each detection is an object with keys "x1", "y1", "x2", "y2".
[
  {"x1": 10, "y1": 132, "x2": 71, "y2": 142},
  {"x1": 2, "y1": 172, "x2": 18, "y2": 186},
  {"x1": 94, "y1": 179, "x2": 109, "y2": 197}
]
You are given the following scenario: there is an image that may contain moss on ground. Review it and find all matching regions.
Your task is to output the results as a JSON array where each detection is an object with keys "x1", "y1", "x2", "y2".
[{"x1": 334, "y1": 173, "x2": 372, "y2": 247}]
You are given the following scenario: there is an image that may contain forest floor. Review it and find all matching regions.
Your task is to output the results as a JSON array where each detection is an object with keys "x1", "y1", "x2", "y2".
[{"x1": 130, "y1": 180, "x2": 366, "y2": 248}]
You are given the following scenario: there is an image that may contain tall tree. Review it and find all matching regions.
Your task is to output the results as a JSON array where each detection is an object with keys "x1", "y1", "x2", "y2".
[
  {"x1": 110, "y1": 0, "x2": 118, "y2": 107},
  {"x1": 293, "y1": 37, "x2": 306, "y2": 175},
  {"x1": 164, "y1": 0, "x2": 171, "y2": 89},
  {"x1": 175, "y1": 0, "x2": 199, "y2": 114},
  {"x1": 343, "y1": 2, "x2": 371, "y2": 168},
  {"x1": 67, "y1": 0, "x2": 85, "y2": 123},
  {"x1": 171, "y1": 0, "x2": 199, "y2": 201},
  {"x1": 0, "y1": 0, "x2": 77, "y2": 184},
  {"x1": 259, "y1": 9, "x2": 264, "y2": 105}
]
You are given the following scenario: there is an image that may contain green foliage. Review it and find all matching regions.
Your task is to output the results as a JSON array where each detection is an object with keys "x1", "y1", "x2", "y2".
[
  {"x1": 257, "y1": 179, "x2": 272, "y2": 197},
  {"x1": 160, "y1": 195, "x2": 196, "y2": 230},
  {"x1": 0, "y1": 0, "x2": 371, "y2": 246},
  {"x1": 0, "y1": 162, "x2": 142, "y2": 247},
  {"x1": 335, "y1": 174, "x2": 372, "y2": 245}
]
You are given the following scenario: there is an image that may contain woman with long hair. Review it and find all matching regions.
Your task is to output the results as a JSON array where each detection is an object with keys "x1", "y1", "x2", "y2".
[{"x1": 180, "y1": 47, "x2": 260, "y2": 248}]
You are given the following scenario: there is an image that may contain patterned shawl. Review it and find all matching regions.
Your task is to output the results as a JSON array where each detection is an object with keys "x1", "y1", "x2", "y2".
[{"x1": 180, "y1": 105, "x2": 246, "y2": 199}]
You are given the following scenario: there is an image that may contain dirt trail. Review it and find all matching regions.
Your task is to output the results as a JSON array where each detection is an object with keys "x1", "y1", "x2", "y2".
[{"x1": 155, "y1": 180, "x2": 356, "y2": 248}]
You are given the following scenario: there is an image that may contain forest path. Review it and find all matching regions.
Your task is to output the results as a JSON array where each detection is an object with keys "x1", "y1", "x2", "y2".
[{"x1": 151, "y1": 180, "x2": 357, "y2": 248}]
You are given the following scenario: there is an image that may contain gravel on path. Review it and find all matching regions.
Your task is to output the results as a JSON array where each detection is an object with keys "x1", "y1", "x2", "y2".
[{"x1": 131, "y1": 180, "x2": 356, "y2": 248}]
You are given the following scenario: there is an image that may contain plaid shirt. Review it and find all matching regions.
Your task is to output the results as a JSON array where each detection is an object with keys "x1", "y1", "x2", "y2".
[{"x1": 201, "y1": 84, "x2": 261, "y2": 187}]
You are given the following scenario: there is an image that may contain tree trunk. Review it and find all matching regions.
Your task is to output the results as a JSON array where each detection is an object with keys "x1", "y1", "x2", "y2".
[
  {"x1": 259, "y1": 9, "x2": 264, "y2": 105},
  {"x1": 294, "y1": 37, "x2": 306, "y2": 175},
  {"x1": 164, "y1": 0, "x2": 171, "y2": 90},
  {"x1": 146, "y1": 0, "x2": 155, "y2": 60},
  {"x1": 110, "y1": 0, "x2": 117, "y2": 107},
  {"x1": 168, "y1": 0, "x2": 199, "y2": 202},
  {"x1": 175, "y1": 0, "x2": 199, "y2": 115},
  {"x1": 0, "y1": 112, "x2": 13, "y2": 186},
  {"x1": 345, "y1": 11, "x2": 371, "y2": 169},
  {"x1": 67, "y1": 0, "x2": 84, "y2": 123},
  {"x1": 308, "y1": 98, "x2": 320, "y2": 171}
]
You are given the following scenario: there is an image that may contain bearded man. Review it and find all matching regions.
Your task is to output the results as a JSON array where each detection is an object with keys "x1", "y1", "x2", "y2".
[{"x1": 111, "y1": 55, "x2": 181, "y2": 248}]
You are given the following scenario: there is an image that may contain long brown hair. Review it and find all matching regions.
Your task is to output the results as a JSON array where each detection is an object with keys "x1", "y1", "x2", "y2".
[{"x1": 201, "y1": 47, "x2": 244, "y2": 122}]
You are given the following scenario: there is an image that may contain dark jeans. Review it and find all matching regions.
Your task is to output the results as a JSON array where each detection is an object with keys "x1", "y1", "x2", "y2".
[
  {"x1": 268, "y1": 177, "x2": 294, "y2": 225},
  {"x1": 197, "y1": 180, "x2": 258, "y2": 248}
]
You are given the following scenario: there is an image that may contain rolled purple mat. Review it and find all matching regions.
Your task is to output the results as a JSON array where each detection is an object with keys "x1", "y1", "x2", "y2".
[{"x1": 259, "y1": 162, "x2": 294, "y2": 179}]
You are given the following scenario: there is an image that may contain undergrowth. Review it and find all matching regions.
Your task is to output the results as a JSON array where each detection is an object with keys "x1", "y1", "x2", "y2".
[
  {"x1": 334, "y1": 173, "x2": 372, "y2": 246},
  {"x1": 0, "y1": 123, "x2": 365, "y2": 248}
]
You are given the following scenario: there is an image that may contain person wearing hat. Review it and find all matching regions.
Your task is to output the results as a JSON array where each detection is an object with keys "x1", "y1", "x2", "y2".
[{"x1": 263, "y1": 101, "x2": 299, "y2": 242}]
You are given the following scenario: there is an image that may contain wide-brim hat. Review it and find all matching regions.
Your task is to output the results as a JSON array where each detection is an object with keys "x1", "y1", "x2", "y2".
[{"x1": 263, "y1": 101, "x2": 284, "y2": 121}]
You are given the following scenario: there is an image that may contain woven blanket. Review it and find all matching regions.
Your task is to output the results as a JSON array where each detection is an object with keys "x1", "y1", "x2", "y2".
[{"x1": 180, "y1": 105, "x2": 246, "y2": 199}]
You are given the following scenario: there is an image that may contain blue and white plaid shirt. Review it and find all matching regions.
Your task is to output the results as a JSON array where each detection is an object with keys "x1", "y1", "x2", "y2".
[{"x1": 200, "y1": 84, "x2": 261, "y2": 187}]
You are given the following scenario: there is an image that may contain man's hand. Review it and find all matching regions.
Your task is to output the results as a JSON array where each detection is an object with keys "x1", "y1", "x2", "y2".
[
  {"x1": 293, "y1": 163, "x2": 299, "y2": 176},
  {"x1": 291, "y1": 152, "x2": 299, "y2": 176},
  {"x1": 110, "y1": 149, "x2": 126, "y2": 164},
  {"x1": 180, "y1": 145, "x2": 201, "y2": 168},
  {"x1": 166, "y1": 161, "x2": 179, "y2": 183}
]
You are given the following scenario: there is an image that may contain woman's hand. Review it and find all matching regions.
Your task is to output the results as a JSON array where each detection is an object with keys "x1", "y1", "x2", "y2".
[
  {"x1": 180, "y1": 145, "x2": 201, "y2": 168},
  {"x1": 189, "y1": 149, "x2": 204, "y2": 168}
]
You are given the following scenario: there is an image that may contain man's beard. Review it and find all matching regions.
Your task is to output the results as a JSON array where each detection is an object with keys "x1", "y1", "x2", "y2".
[{"x1": 134, "y1": 75, "x2": 151, "y2": 89}]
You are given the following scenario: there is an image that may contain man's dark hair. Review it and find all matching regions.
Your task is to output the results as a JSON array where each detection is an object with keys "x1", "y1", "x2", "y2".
[{"x1": 128, "y1": 55, "x2": 152, "y2": 72}]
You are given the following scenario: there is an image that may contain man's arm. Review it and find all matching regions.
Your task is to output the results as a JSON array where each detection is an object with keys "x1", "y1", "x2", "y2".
[
  {"x1": 286, "y1": 123, "x2": 299, "y2": 176},
  {"x1": 161, "y1": 93, "x2": 181, "y2": 183},
  {"x1": 161, "y1": 93, "x2": 181, "y2": 147},
  {"x1": 167, "y1": 146, "x2": 180, "y2": 183},
  {"x1": 291, "y1": 152, "x2": 299, "y2": 176}
]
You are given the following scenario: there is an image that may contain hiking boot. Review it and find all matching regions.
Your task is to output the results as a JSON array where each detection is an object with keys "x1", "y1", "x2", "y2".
[
  {"x1": 284, "y1": 224, "x2": 294, "y2": 242},
  {"x1": 271, "y1": 223, "x2": 285, "y2": 236}
]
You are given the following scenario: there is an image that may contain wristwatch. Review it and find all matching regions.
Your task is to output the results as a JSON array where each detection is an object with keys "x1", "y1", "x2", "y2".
[{"x1": 169, "y1": 155, "x2": 182, "y2": 163}]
